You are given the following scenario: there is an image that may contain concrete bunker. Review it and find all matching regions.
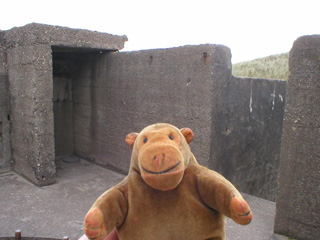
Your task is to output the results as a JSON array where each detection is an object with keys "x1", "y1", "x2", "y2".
[
  {"x1": 1, "y1": 24, "x2": 319, "y2": 240},
  {"x1": 0, "y1": 23, "x2": 127, "y2": 185},
  {"x1": 1, "y1": 23, "x2": 287, "y2": 202}
]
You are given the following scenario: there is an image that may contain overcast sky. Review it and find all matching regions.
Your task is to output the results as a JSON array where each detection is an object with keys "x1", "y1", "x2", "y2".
[{"x1": 1, "y1": 0, "x2": 319, "y2": 63}]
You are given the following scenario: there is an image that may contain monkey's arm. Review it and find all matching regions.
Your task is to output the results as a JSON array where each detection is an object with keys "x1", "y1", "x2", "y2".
[
  {"x1": 84, "y1": 180, "x2": 128, "y2": 240},
  {"x1": 196, "y1": 166, "x2": 252, "y2": 225}
]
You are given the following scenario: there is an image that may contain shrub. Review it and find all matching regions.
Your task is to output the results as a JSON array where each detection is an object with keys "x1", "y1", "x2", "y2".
[{"x1": 232, "y1": 53, "x2": 289, "y2": 80}]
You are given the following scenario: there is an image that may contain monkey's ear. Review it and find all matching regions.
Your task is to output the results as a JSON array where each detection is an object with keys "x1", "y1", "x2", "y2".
[
  {"x1": 180, "y1": 128, "x2": 194, "y2": 144},
  {"x1": 125, "y1": 132, "x2": 139, "y2": 149}
]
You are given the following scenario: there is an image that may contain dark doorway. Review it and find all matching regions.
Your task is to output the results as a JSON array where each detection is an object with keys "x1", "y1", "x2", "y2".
[{"x1": 52, "y1": 50, "x2": 75, "y2": 160}]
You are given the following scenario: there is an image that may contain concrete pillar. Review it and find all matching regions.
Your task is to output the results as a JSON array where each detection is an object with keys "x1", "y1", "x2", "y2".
[
  {"x1": 7, "y1": 44, "x2": 56, "y2": 185},
  {"x1": 274, "y1": 35, "x2": 320, "y2": 239}
]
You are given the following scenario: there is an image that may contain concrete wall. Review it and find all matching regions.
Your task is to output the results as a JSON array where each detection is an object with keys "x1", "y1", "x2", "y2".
[
  {"x1": 274, "y1": 35, "x2": 320, "y2": 239},
  {"x1": 0, "y1": 31, "x2": 11, "y2": 173},
  {"x1": 73, "y1": 45, "x2": 231, "y2": 173},
  {"x1": 72, "y1": 45, "x2": 285, "y2": 201},
  {"x1": 1, "y1": 23, "x2": 286, "y2": 200},
  {"x1": 211, "y1": 76, "x2": 286, "y2": 201}
]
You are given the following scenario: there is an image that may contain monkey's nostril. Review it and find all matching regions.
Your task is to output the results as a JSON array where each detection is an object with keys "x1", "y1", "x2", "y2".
[
  {"x1": 163, "y1": 153, "x2": 165, "y2": 158},
  {"x1": 154, "y1": 156, "x2": 157, "y2": 160}
]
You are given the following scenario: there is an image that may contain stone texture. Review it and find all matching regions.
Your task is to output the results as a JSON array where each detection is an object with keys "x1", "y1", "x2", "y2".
[{"x1": 274, "y1": 35, "x2": 320, "y2": 239}]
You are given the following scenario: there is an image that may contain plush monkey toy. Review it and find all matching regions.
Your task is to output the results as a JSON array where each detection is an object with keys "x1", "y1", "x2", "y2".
[{"x1": 84, "y1": 123, "x2": 252, "y2": 240}]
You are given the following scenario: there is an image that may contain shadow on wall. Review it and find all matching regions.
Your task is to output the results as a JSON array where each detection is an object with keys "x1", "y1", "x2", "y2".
[{"x1": 0, "y1": 73, "x2": 11, "y2": 173}]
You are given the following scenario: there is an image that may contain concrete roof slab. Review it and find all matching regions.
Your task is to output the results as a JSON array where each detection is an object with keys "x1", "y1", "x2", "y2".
[{"x1": 2, "y1": 23, "x2": 128, "y2": 51}]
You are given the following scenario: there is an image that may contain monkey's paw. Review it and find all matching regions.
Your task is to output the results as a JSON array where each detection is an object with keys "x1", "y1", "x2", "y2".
[
  {"x1": 230, "y1": 197, "x2": 253, "y2": 225},
  {"x1": 84, "y1": 208, "x2": 107, "y2": 240}
]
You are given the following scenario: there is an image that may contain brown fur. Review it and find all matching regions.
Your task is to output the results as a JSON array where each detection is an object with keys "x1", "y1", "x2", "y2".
[{"x1": 84, "y1": 123, "x2": 252, "y2": 240}]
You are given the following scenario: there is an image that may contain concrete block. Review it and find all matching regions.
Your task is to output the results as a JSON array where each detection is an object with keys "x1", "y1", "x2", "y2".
[
  {"x1": 7, "y1": 46, "x2": 53, "y2": 101},
  {"x1": 4, "y1": 23, "x2": 127, "y2": 50},
  {"x1": 10, "y1": 101, "x2": 55, "y2": 185},
  {"x1": 6, "y1": 45, "x2": 47, "y2": 66},
  {"x1": 12, "y1": 128, "x2": 55, "y2": 185},
  {"x1": 274, "y1": 35, "x2": 320, "y2": 240}
]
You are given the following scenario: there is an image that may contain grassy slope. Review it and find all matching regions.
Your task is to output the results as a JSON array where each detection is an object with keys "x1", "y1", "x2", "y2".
[{"x1": 232, "y1": 53, "x2": 289, "y2": 80}]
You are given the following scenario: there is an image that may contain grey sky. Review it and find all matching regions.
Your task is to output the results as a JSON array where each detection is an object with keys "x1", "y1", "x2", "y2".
[{"x1": 1, "y1": 0, "x2": 318, "y2": 63}]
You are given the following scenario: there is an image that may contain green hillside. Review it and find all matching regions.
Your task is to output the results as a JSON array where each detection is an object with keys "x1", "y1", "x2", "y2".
[{"x1": 232, "y1": 53, "x2": 289, "y2": 80}]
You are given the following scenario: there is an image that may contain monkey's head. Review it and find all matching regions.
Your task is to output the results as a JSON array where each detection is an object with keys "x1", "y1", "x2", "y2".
[{"x1": 125, "y1": 123, "x2": 194, "y2": 191}]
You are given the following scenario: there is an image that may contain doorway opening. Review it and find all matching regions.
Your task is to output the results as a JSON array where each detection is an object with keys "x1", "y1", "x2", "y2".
[{"x1": 52, "y1": 49, "x2": 75, "y2": 162}]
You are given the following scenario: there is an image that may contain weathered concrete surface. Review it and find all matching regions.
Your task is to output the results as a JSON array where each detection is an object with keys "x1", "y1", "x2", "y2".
[
  {"x1": 4, "y1": 23, "x2": 128, "y2": 50},
  {"x1": 72, "y1": 45, "x2": 285, "y2": 201},
  {"x1": 274, "y1": 35, "x2": 320, "y2": 239},
  {"x1": 0, "y1": 158, "x2": 289, "y2": 240},
  {"x1": 0, "y1": 73, "x2": 11, "y2": 172},
  {"x1": 7, "y1": 43, "x2": 56, "y2": 185},
  {"x1": 0, "y1": 23, "x2": 127, "y2": 185},
  {"x1": 1, "y1": 23, "x2": 286, "y2": 200},
  {"x1": 72, "y1": 45, "x2": 231, "y2": 173},
  {"x1": 211, "y1": 77, "x2": 286, "y2": 201}
]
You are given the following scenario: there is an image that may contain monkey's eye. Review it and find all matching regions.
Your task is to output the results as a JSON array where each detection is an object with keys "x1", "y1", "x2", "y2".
[
  {"x1": 169, "y1": 135, "x2": 174, "y2": 140},
  {"x1": 143, "y1": 137, "x2": 148, "y2": 143}
]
